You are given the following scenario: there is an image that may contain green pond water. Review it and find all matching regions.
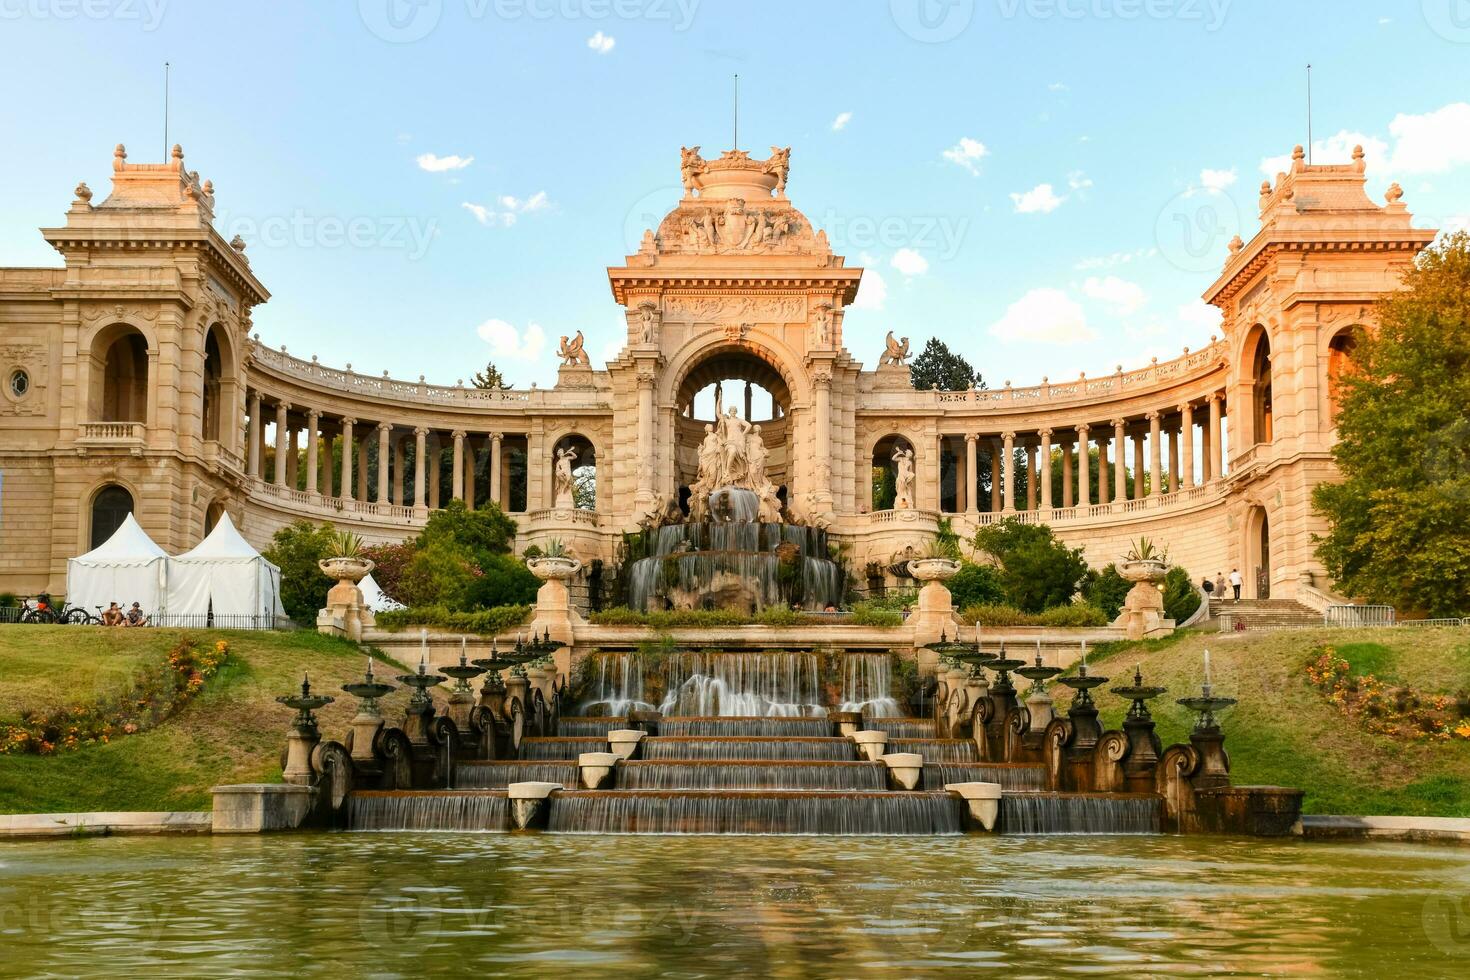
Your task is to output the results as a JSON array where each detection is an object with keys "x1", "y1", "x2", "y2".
[{"x1": 2, "y1": 833, "x2": 1470, "y2": 976}]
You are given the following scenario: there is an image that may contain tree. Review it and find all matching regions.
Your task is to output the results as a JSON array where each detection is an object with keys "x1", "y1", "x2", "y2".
[
  {"x1": 261, "y1": 520, "x2": 337, "y2": 623},
  {"x1": 910, "y1": 338, "x2": 984, "y2": 392},
  {"x1": 973, "y1": 518, "x2": 1087, "y2": 612},
  {"x1": 947, "y1": 562, "x2": 1005, "y2": 610},
  {"x1": 471, "y1": 361, "x2": 506, "y2": 390},
  {"x1": 1314, "y1": 232, "x2": 1470, "y2": 617}
]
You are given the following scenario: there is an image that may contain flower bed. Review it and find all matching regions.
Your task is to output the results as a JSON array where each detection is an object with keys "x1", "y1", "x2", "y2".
[
  {"x1": 1305, "y1": 645, "x2": 1470, "y2": 741},
  {"x1": 1, "y1": 637, "x2": 229, "y2": 755}
]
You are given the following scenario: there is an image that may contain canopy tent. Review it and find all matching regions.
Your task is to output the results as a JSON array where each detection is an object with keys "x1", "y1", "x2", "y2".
[
  {"x1": 165, "y1": 513, "x2": 286, "y2": 625},
  {"x1": 66, "y1": 513, "x2": 168, "y2": 616},
  {"x1": 359, "y1": 572, "x2": 404, "y2": 613}
]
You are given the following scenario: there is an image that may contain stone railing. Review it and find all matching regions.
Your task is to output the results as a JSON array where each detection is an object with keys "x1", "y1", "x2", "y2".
[
  {"x1": 966, "y1": 481, "x2": 1224, "y2": 527},
  {"x1": 522, "y1": 507, "x2": 600, "y2": 528},
  {"x1": 866, "y1": 340, "x2": 1227, "y2": 410},
  {"x1": 202, "y1": 439, "x2": 245, "y2": 473},
  {"x1": 77, "y1": 421, "x2": 145, "y2": 444},
  {"x1": 856, "y1": 508, "x2": 942, "y2": 531},
  {"x1": 247, "y1": 340, "x2": 608, "y2": 409},
  {"x1": 249, "y1": 478, "x2": 422, "y2": 525}
]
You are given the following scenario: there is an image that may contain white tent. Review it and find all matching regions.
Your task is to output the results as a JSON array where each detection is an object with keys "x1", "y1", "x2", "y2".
[
  {"x1": 66, "y1": 513, "x2": 169, "y2": 617},
  {"x1": 359, "y1": 572, "x2": 404, "y2": 613},
  {"x1": 165, "y1": 512, "x2": 287, "y2": 625}
]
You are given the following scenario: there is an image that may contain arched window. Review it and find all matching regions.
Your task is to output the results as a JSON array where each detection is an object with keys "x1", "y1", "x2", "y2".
[
  {"x1": 551, "y1": 434, "x2": 597, "y2": 510},
  {"x1": 870, "y1": 434, "x2": 914, "y2": 511},
  {"x1": 1327, "y1": 328, "x2": 1361, "y2": 420},
  {"x1": 204, "y1": 500, "x2": 226, "y2": 534},
  {"x1": 91, "y1": 485, "x2": 134, "y2": 549},
  {"x1": 202, "y1": 327, "x2": 224, "y2": 441},
  {"x1": 96, "y1": 329, "x2": 150, "y2": 423},
  {"x1": 1249, "y1": 332, "x2": 1273, "y2": 445}
]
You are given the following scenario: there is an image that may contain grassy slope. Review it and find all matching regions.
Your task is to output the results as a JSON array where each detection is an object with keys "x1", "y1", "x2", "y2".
[
  {"x1": 1081, "y1": 627, "x2": 1470, "y2": 817},
  {"x1": 0, "y1": 626, "x2": 410, "y2": 814}
]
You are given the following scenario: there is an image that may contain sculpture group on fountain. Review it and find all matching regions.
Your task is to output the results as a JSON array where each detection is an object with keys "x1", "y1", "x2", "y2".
[{"x1": 687, "y1": 395, "x2": 780, "y2": 524}]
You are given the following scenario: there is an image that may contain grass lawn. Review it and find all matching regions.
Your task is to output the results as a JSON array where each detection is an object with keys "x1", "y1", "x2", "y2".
[
  {"x1": 1082, "y1": 627, "x2": 1470, "y2": 817},
  {"x1": 0, "y1": 626, "x2": 410, "y2": 814}
]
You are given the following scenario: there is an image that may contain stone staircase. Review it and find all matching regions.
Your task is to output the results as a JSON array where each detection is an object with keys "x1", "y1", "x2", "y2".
[{"x1": 1211, "y1": 598, "x2": 1322, "y2": 631}]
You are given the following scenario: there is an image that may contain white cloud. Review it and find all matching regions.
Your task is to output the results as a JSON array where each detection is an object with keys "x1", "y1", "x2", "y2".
[
  {"x1": 890, "y1": 248, "x2": 929, "y2": 278},
  {"x1": 417, "y1": 152, "x2": 474, "y2": 172},
  {"x1": 461, "y1": 202, "x2": 499, "y2": 226},
  {"x1": 1388, "y1": 103, "x2": 1470, "y2": 174},
  {"x1": 989, "y1": 288, "x2": 1093, "y2": 343},
  {"x1": 1074, "y1": 247, "x2": 1156, "y2": 270},
  {"x1": 853, "y1": 264, "x2": 888, "y2": 310},
  {"x1": 1175, "y1": 300, "x2": 1223, "y2": 336},
  {"x1": 1199, "y1": 167, "x2": 1237, "y2": 193},
  {"x1": 1048, "y1": 81, "x2": 1069, "y2": 92},
  {"x1": 1010, "y1": 183, "x2": 1065, "y2": 214},
  {"x1": 1068, "y1": 170, "x2": 1093, "y2": 191},
  {"x1": 1082, "y1": 275, "x2": 1147, "y2": 316},
  {"x1": 831, "y1": 111, "x2": 853, "y2": 132},
  {"x1": 587, "y1": 31, "x2": 615, "y2": 54},
  {"x1": 1260, "y1": 131, "x2": 1387, "y2": 177},
  {"x1": 462, "y1": 192, "x2": 551, "y2": 227},
  {"x1": 475, "y1": 318, "x2": 546, "y2": 362},
  {"x1": 943, "y1": 137, "x2": 989, "y2": 176}
]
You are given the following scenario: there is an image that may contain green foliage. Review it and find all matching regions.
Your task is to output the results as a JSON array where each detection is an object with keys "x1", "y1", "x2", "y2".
[
  {"x1": 848, "y1": 602, "x2": 903, "y2": 627},
  {"x1": 327, "y1": 529, "x2": 365, "y2": 559},
  {"x1": 0, "y1": 593, "x2": 17, "y2": 609},
  {"x1": 1124, "y1": 536, "x2": 1166, "y2": 562},
  {"x1": 466, "y1": 553, "x2": 541, "y2": 609},
  {"x1": 932, "y1": 518, "x2": 963, "y2": 560},
  {"x1": 395, "y1": 541, "x2": 480, "y2": 609},
  {"x1": 960, "y1": 602, "x2": 1108, "y2": 627},
  {"x1": 375, "y1": 604, "x2": 532, "y2": 635},
  {"x1": 872, "y1": 464, "x2": 896, "y2": 511},
  {"x1": 858, "y1": 589, "x2": 919, "y2": 611},
  {"x1": 590, "y1": 607, "x2": 754, "y2": 628},
  {"x1": 261, "y1": 520, "x2": 336, "y2": 623},
  {"x1": 1162, "y1": 566, "x2": 1201, "y2": 622},
  {"x1": 973, "y1": 518, "x2": 1088, "y2": 613},
  {"x1": 360, "y1": 541, "x2": 414, "y2": 599},
  {"x1": 909, "y1": 337, "x2": 984, "y2": 391},
  {"x1": 1314, "y1": 232, "x2": 1470, "y2": 616},
  {"x1": 471, "y1": 360, "x2": 506, "y2": 390},
  {"x1": 1083, "y1": 564, "x2": 1131, "y2": 619},
  {"x1": 383, "y1": 500, "x2": 533, "y2": 611},
  {"x1": 417, "y1": 499, "x2": 518, "y2": 556},
  {"x1": 946, "y1": 562, "x2": 1005, "y2": 610}
]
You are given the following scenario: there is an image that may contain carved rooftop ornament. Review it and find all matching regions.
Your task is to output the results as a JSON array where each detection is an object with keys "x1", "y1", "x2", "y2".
[{"x1": 651, "y1": 146, "x2": 827, "y2": 259}]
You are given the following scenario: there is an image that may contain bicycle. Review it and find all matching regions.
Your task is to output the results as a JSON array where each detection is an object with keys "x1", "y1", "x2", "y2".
[{"x1": 20, "y1": 595, "x2": 97, "y2": 625}]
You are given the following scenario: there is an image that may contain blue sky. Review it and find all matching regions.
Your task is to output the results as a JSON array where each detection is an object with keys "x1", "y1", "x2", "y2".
[{"x1": 2, "y1": 0, "x2": 1468, "y2": 389}]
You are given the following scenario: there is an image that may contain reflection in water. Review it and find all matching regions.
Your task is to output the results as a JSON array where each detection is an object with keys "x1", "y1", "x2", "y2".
[{"x1": 1, "y1": 833, "x2": 1468, "y2": 975}]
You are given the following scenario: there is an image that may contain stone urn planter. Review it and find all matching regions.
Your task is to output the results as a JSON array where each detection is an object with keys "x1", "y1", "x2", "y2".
[
  {"x1": 319, "y1": 556, "x2": 374, "y2": 585},
  {"x1": 1117, "y1": 558, "x2": 1169, "y2": 639},
  {"x1": 1118, "y1": 558, "x2": 1168, "y2": 584},
  {"x1": 317, "y1": 556, "x2": 376, "y2": 641},
  {"x1": 906, "y1": 557, "x2": 961, "y2": 582},
  {"x1": 526, "y1": 554, "x2": 581, "y2": 582}
]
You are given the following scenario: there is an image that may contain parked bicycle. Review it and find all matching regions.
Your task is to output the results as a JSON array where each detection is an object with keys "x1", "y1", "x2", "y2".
[{"x1": 19, "y1": 594, "x2": 97, "y2": 625}]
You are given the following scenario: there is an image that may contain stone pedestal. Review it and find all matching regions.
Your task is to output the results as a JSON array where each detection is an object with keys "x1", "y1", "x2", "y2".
[
  {"x1": 349, "y1": 712, "x2": 385, "y2": 766},
  {"x1": 1025, "y1": 690, "x2": 1055, "y2": 734},
  {"x1": 1115, "y1": 559, "x2": 1170, "y2": 640},
  {"x1": 211, "y1": 784, "x2": 317, "y2": 833},
  {"x1": 527, "y1": 555, "x2": 582, "y2": 678},
  {"x1": 282, "y1": 727, "x2": 319, "y2": 786},
  {"x1": 316, "y1": 558, "x2": 376, "y2": 641},
  {"x1": 906, "y1": 558, "x2": 961, "y2": 646}
]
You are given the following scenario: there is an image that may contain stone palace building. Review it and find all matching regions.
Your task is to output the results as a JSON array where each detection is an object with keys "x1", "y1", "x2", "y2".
[{"x1": 0, "y1": 139, "x2": 1436, "y2": 606}]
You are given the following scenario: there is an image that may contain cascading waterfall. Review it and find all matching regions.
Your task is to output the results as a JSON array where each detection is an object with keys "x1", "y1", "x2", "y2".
[
  {"x1": 518, "y1": 737, "x2": 607, "y2": 760},
  {"x1": 656, "y1": 717, "x2": 833, "y2": 737},
  {"x1": 546, "y1": 790, "x2": 967, "y2": 835},
  {"x1": 923, "y1": 764, "x2": 1049, "y2": 792},
  {"x1": 558, "y1": 717, "x2": 629, "y2": 737},
  {"x1": 641, "y1": 737, "x2": 857, "y2": 761},
  {"x1": 347, "y1": 791, "x2": 510, "y2": 832},
  {"x1": 578, "y1": 652, "x2": 655, "y2": 717},
  {"x1": 617, "y1": 761, "x2": 888, "y2": 791},
  {"x1": 998, "y1": 793, "x2": 1162, "y2": 834},
  {"x1": 457, "y1": 762, "x2": 579, "y2": 789},
  {"x1": 660, "y1": 652, "x2": 826, "y2": 717},
  {"x1": 867, "y1": 718, "x2": 935, "y2": 738},
  {"x1": 886, "y1": 738, "x2": 980, "y2": 764},
  {"x1": 838, "y1": 654, "x2": 900, "y2": 718}
]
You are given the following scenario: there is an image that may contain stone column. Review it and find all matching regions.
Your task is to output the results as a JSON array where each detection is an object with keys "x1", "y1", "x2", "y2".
[
  {"x1": 305, "y1": 411, "x2": 320, "y2": 494},
  {"x1": 1039, "y1": 428, "x2": 1053, "y2": 511},
  {"x1": 246, "y1": 390, "x2": 262, "y2": 478},
  {"x1": 964, "y1": 434, "x2": 978, "y2": 515},
  {"x1": 451, "y1": 430, "x2": 466, "y2": 501},
  {"x1": 1148, "y1": 411, "x2": 1163, "y2": 496},
  {"x1": 393, "y1": 436, "x2": 406, "y2": 505},
  {"x1": 489, "y1": 432, "x2": 503, "y2": 506},
  {"x1": 1061, "y1": 436, "x2": 1074, "y2": 507},
  {"x1": 376, "y1": 423, "x2": 391, "y2": 505},
  {"x1": 1112, "y1": 419, "x2": 1127, "y2": 502},
  {"x1": 1181, "y1": 402, "x2": 1195, "y2": 487},
  {"x1": 744, "y1": 381, "x2": 753, "y2": 420},
  {"x1": 1132, "y1": 429, "x2": 1144, "y2": 499},
  {"x1": 273, "y1": 401, "x2": 290, "y2": 487},
  {"x1": 340, "y1": 419, "x2": 356, "y2": 501},
  {"x1": 1167, "y1": 421, "x2": 1179, "y2": 493},
  {"x1": 1208, "y1": 393, "x2": 1223, "y2": 479},
  {"x1": 813, "y1": 371, "x2": 832, "y2": 494},
  {"x1": 1001, "y1": 431, "x2": 1015, "y2": 512},
  {"x1": 636, "y1": 371, "x2": 656, "y2": 502},
  {"x1": 989, "y1": 441, "x2": 1002, "y2": 513},
  {"x1": 413, "y1": 427, "x2": 428, "y2": 513},
  {"x1": 1075, "y1": 424, "x2": 1090, "y2": 507}
]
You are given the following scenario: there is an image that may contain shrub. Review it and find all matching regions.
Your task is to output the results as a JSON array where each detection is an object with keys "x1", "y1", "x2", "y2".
[
  {"x1": 262, "y1": 520, "x2": 337, "y2": 623},
  {"x1": 361, "y1": 541, "x2": 415, "y2": 599},
  {"x1": 973, "y1": 519, "x2": 1088, "y2": 613},
  {"x1": 1163, "y1": 566, "x2": 1202, "y2": 622},
  {"x1": 375, "y1": 604, "x2": 532, "y2": 635},
  {"x1": 859, "y1": 589, "x2": 919, "y2": 612},
  {"x1": 849, "y1": 602, "x2": 903, "y2": 627},
  {"x1": 466, "y1": 552, "x2": 541, "y2": 609},
  {"x1": 1083, "y1": 564, "x2": 1131, "y2": 620},
  {"x1": 947, "y1": 562, "x2": 1005, "y2": 610},
  {"x1": 0, "y1": 592, "x2": 18, "y2": 608},
  {"x1": 960, "y1": 603, "x2": 1038, "y2": 626},
  {"x1": 1037, "y1": 604, "x2": 1109, "y2": 627},
  {"x1": 395, "y1": 540, "x2": 480, "y2": 609}
]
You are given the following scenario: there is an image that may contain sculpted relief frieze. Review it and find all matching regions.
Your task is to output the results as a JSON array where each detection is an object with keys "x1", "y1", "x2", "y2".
[{"x1": 662, "y1": 296, "x2": 807, "y2": 324}]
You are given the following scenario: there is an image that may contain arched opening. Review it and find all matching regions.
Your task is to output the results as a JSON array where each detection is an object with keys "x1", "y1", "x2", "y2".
[
  {"x1": 1247, "y1": 329, "x2": 1273, "y2": 446},
  {"x1": 870, "y1": 434, "x2": 914, "y2": 511},
  {"x1": 674, "y1": 349, "x2": 791, "y2": 501},
  {"x1": 95, "y1": 328, "x2": 150, "y2": 423},
  {"x1": 1327, "y1": 327, "x2": 1362, "y2": 421},
  {"x1": 204, "y1": 499, "x2": 226, "y2": 534},
  {"x1": 90, "y1": 484, "x2": 134, "y2": 549},
  {"x1": 1246, "y1": 505, "x2": 1271, "y2": 600},
  {"x1": 551, "y1": 433, "x2": 597, "y2": 510},
  {"x1": 201, "y1": 326, "x2": 227, "y2": 442}
]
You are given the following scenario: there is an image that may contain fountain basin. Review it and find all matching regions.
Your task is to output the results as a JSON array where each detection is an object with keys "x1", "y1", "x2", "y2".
[
  {"x1": 881, "y1": 752, "x2": 925, "y2": 791},
  {"x1": 943, "y1": 781, "x2": 1003, "y2": 832},
  {"x1": 851, "y1": 730, "x2": 889, "y2": 761},
  {"x1": 507, "y1": 780, "x2": 564, "y2": 830},
  {"x1": 577, "y1": 752, "x2": 621, "y2": 790},
  {"x1": 607, "y1": 729, "x2": 646, "y2": 760}
]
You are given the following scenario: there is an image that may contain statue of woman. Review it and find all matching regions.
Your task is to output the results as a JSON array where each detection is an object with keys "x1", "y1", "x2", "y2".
[
  {"x1": 554, "y1": 447, "x2": 578, "y2": 507},
  {"x1": 696, "y1": 423, "x2": 722, "y2": 488},
  {"x1": 717, "y1": 407, "x2": 750, "y2": 487},
  {"x1": 744, "y1": 425, "x2": 768, "y2": 490},
  {"x1": 892, "y1": 446, "x2": 915, "y2": 510}
]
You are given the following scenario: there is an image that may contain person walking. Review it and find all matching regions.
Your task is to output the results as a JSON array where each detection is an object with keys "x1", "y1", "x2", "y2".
[
  {"x1": 1201, "y1": 576, "x2": 1214, "y2": 598},
  {"x1": 1229, "y1": 568, "x2": 1243, "y2": 601},
  {"x1": 1214, "y1": 572, "x2": 1226, "y2": 599}
]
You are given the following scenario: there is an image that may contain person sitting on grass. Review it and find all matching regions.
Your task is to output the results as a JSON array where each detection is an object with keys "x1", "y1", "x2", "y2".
[
  {"x1": 125, "y1": 602, "x2": 148, "y2": 627},
  {"x1": 101, "y1": 602, "x2": 124, "y2": 627}
]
